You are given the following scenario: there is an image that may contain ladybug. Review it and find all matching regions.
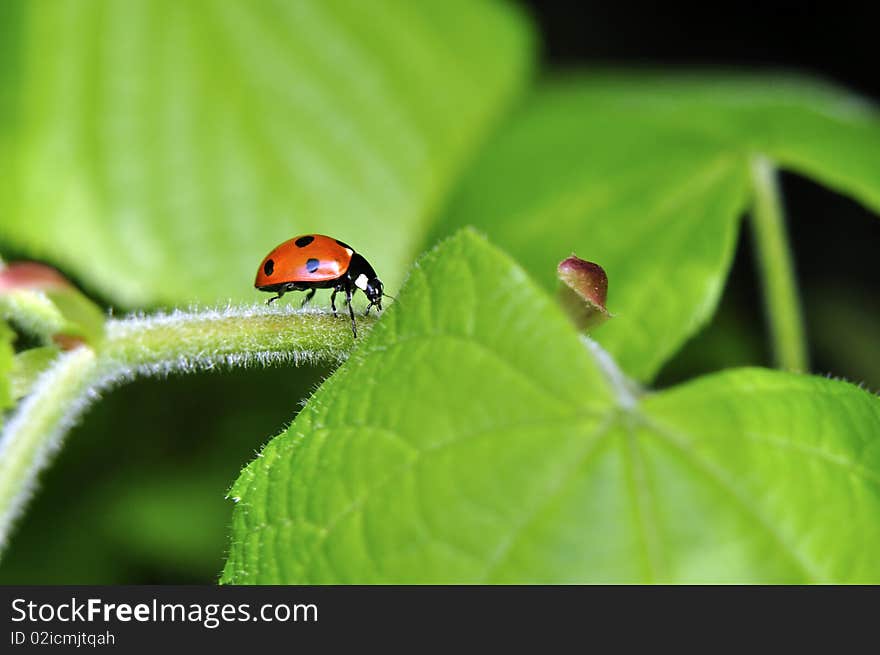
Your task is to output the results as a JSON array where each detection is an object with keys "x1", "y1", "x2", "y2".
[{"x1": 254, "y1": 234, "x2": 385, "y2": 338}]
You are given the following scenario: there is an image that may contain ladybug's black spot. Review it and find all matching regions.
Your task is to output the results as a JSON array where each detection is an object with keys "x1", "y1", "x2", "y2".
[
  {"x1": 263, "y1": 259, "x2": 274, "y2": 276},
  {"x1": 306, "y1": 258, "x2": 320, "y2": 273},
  {"x1": 295, "y1": 235, "x2": 315, "y2": 248},
  {"x1": 335, "y1": 239, "x2": 352, "y2": 251}
]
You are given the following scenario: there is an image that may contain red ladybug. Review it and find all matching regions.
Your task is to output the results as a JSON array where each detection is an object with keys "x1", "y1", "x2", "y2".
[{"x1": 254, "y1": 234, "x2": 385, "y2": 338}]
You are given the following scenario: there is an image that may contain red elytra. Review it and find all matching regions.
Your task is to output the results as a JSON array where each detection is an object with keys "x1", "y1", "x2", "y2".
[{"x1": 254, "y1": 234, "x2": 385, "y2": 338}]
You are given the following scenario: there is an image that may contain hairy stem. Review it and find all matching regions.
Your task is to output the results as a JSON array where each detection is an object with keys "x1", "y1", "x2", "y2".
[
  {"x1": 0, "y1": 348, "x2": 97, "y2": 549},
  {"x1": 0, "y1": 305, "x2": 367, "y2": 552},
  {"x1": 749, "y1": 156, "x2": 808, "y2": 372}
]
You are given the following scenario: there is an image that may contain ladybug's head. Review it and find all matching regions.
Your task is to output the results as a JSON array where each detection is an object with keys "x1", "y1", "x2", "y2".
[
  {"x1": 364, "y1": 277, "x2": 384, "y2": 309},
  {"x1": 350, "y1": 253, "x2": 384, "y2": 310}
]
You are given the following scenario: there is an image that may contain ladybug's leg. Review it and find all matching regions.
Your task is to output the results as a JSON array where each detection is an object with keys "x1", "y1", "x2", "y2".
[
  {"x1": 345, "y1": 286, "x2": 357, "y2": 338},
  {"x1": 266, "y1": 290, "x2": 285, "y2": 305},
  {"x1": 364, "y1": 295, "x2": 383, "y2": 316},
  {"x1": 331, "y1": 288, "x2": 339, "y2": 316},
  {"x1": 300, "y1": 288, "x2": 316, "y2": 309}
]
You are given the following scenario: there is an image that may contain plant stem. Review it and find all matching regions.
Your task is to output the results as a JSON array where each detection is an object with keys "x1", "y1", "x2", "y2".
[
  {"x1": 100, "y1": 305, "x2": 357, "y2": 378},
  {"x1": 0, "y1": 348, "x2": 97, "y2": 549},
  {"x1": 0, "y1": 305, "x2": 367, "y2": 552},
  {"x1": 749, "y1": 156, "x2": 808, "y2": 372}
]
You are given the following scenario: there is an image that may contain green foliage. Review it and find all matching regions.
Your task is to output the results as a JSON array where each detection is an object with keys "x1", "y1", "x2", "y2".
[
  {"x1": 222, "y1": 232, "x2": 880, "y2": 583},
  {"x1": 1, "y1": 0, "x2": 533, "y2": 306},
  {"x1": 1, "y1": 2, "x2": 879, "y2": 585},
  {"x1": 435, "y1": 74, "x2": 880, "y2": 381}
]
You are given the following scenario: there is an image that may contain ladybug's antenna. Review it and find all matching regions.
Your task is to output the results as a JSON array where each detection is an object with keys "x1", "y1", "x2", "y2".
[{"x1": 382, "y1": 292, "x2": 397, "y2": 302}]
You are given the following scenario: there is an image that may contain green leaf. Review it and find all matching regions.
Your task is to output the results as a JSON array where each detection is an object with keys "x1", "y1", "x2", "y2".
[
  {"x1": 222, "y1": 230, "x2": 880, "y2": 583},
  {"x1": 434, "y1": 73, "x2": 880, "y2": 381},
  {"x1": 638, "y1": 369, "x2": 880, "y2": 583},
  {"x1": 1, "y1": 0, "x2": 533, "y2": 306}
]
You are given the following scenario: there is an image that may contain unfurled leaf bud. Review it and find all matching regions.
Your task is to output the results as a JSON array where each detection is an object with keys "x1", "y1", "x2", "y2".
[{"x1": 557, "y1": 255, "x2": 611, "y2": 331}]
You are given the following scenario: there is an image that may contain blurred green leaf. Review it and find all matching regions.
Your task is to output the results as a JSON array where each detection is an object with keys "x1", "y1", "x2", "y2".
[
  {"x1": 222, "y1": 230, "x2": 880, "y2": 583},
  {"x1": 435, "y1": 73, "x2": 880, "y2": 381},
  {"x1": 1, "y1": 0, "x2": 533, "y2": 306}
]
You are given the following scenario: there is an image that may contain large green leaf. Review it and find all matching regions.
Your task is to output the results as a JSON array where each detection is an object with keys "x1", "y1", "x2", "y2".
[
  {"x1": 434, "y1": 73, "x2": 880, "y2": 381},
  {"x1": 222, "y1": 230, "x2": 880, "y2": 583},
  {"x1": 1, "y1": 0, "x2": 533, "y2": 305}
]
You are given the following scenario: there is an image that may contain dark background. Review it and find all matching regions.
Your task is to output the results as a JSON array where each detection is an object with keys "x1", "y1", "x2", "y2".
[
  {"x1": 1, "y1": 1, "x2": 877, "y2": 584},
  {"x1": 529, "y1": 1, "x2": 878, "y2": 97}
]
